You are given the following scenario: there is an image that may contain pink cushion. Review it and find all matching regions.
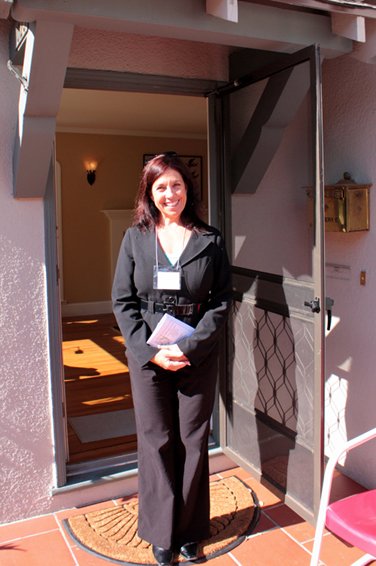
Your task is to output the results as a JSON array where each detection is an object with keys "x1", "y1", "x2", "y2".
[{"x1": 326, "y1": 489, "x2": 376, "y2": 556}]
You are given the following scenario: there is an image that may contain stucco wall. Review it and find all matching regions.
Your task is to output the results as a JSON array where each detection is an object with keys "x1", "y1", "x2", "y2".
[
  {"x1": 0, "y1": 19, "x2": 55, "y2": 523},
  {"x1": 322, "y1": 54, "x2": 376, "y2": 488},
  {"x1": 68, "y1": 27, "x2": 230, "y2": 81}
]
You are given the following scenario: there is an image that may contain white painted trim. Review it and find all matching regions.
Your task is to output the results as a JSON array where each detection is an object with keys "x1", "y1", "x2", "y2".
[
  {"x1": 101, "y1": 209, "x2": 133, "y2": 282},
  {"x1": 61, "y1": 301, "x2": 113, "y2": 317},
  {"x1": 55, "y1": 160, "x2": 64, "y2": 302},
  {"x1": 55, "y1": 126, "x2": 207, "y2": 139}
]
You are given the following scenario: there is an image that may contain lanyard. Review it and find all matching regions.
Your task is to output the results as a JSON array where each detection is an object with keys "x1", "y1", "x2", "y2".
[{"x1": 153, "y1": 226, "x2": 186, "y2": 290}]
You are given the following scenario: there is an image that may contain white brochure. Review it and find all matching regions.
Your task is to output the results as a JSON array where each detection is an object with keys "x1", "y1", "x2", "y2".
[{"x1": 147, "y1": 313, "x2": 194, "y2": 348}]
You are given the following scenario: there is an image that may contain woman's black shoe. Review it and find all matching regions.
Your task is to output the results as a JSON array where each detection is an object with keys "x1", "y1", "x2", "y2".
[
  {"x1": 180, "y1": 542, "x2": 199, "y2": 561},
  {"x1": 152, "y1": 545, "x2": 174, "y2": 566}
]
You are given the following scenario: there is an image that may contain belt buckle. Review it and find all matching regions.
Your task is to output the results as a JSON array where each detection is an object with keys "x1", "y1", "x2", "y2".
[{"x1": 163, "y1": 297, "x2": 176, "y2": 316}]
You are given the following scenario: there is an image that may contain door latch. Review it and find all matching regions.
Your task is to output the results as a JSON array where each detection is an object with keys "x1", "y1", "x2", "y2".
[
  {"x1": 304, "y1": 297, "x2": 320, "y2": 313},
  {"x1": 326, "y1": 297, "x2": 334, "y2": 331}
]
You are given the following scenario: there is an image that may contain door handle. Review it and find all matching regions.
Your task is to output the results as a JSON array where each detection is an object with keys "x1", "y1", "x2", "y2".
[
  {"x1": 304, "y1": 297, "x2": 320, "y2": 313},
  {"x1": 326, "y1": 297, "x2": 334, "y2": 331}
]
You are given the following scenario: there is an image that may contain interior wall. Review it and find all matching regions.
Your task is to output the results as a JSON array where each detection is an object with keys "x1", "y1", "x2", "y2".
[
  {"x1": 322, "y1": 53, "x2": 376, "y2": 489},
  {"x1": 56, "y1": 132, "x2": 208, "y2": 305},
  {"x1": 60, "y1": 28, "x2": 223, "y2": 308}
]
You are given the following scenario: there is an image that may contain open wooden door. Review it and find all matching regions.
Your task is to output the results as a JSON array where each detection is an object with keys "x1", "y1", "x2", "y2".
[{"x1": 208, "y1": 45, "x2": 325, "y2": 524}]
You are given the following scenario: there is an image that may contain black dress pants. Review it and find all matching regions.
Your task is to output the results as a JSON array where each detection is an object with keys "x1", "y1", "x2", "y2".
[{"x1": 127, "y1": 347, "x2": 218, "y2": 550}]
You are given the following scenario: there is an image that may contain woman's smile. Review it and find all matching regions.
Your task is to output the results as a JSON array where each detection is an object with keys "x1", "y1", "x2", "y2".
[{"x1": 150, "y1": 168, "x2": 187, "y2": 223}]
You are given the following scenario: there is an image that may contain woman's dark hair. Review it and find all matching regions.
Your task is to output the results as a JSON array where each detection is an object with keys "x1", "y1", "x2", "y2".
[{"x1": 133, "y1": 152, "x2": 205, "y2": 231}]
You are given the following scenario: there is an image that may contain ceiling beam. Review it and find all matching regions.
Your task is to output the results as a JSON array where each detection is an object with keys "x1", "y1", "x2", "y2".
[
  {"x1": 0, "y1": 0, "x2": 12, "y2": 19},
  {"x1": 351, "y1": 18, "x2": 376, "y2": 63},
  {"x1": 13, "y1": 20, "x2": 73, "y2": 198},
  {"x1": 206, "y1": 0, "x2": 238, "y2": 23},
  {"x1": 331, "y1": 13, "x2": 365, "y2": 42}
]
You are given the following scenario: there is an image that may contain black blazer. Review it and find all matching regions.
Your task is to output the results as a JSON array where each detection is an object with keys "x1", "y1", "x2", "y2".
[{"x1": 112, "y1": 224, "x2": 232, "y2": 368}]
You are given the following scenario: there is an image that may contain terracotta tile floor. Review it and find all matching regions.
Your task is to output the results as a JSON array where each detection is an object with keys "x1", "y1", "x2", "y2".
[{"x1": 0, "y1": 467, "x2": 375, "y2": 566}]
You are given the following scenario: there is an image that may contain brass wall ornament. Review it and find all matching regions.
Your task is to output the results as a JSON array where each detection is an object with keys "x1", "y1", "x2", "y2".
[{"x1": 306, "y1": 172, "x2": 371, "y2": 232}]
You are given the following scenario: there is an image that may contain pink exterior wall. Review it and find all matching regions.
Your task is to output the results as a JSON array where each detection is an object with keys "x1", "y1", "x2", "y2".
[
  {"x1": 322, "y1": 54, "x2": 376, "y2": 488},
  {"x1": 0, "y1": 19, "x2": 55, "y2": 523}
]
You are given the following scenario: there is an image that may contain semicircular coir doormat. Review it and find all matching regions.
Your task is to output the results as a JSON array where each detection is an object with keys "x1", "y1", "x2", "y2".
[{"x1": 64, "y1": 476, "x2": 260, "y2": 565}]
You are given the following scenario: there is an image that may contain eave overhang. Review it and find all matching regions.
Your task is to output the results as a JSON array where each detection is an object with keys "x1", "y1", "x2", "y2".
[{"x1": 12, "y1": 0, "x2": 352, "y2": 57}]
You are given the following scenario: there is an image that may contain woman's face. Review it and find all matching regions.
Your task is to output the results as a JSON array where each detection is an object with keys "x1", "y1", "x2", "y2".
[{"x1": 150, "y1": 167, "x2": 187, "y2": 224}]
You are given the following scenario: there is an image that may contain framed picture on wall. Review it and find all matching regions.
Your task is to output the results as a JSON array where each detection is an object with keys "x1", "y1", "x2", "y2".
[{"x1": 143, "y1": 154, "x2": 202, "y2": 199}]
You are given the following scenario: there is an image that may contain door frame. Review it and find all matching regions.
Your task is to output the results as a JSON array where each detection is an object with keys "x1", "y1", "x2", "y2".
[
  {"x1": 44, "y1": 155, "x2": 68, "y2": 486},
  {"x1": 207, "y1": 44, "x2": 325, "y2": 524},
  {"x1": 46, "y1": 69, "x2": 225, "y2": 488}
]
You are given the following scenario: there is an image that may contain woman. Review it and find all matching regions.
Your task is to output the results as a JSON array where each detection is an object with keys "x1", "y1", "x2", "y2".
[{"x1": 112, "y1": 152, "x2": 232, "y2": 566}]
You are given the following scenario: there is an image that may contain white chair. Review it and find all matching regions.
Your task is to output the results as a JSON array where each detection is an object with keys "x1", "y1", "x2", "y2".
[{"x1": 310, "y1": 427, "x2": 376, "y2": 566}]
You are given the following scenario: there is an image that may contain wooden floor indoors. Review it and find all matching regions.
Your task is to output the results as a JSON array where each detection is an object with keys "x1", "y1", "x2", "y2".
[{"x1": 62, "y1": 313, "x2": 136, "y2": 464}]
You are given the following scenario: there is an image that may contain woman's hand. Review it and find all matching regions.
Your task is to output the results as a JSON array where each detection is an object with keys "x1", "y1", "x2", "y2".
[{"x1": 150, "y1": 344, "x2": 191, "y2": 371}]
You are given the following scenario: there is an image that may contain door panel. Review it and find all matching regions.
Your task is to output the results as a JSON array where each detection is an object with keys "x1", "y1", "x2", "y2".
[
  {"x1": 211, "y1": 45, "x2": 325, "y2": 524},
  {"x1": 228, "y1": 270, "x2": 316, "y2": 515}
]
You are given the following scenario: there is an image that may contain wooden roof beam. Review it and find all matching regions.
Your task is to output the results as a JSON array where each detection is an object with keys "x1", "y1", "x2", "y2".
[
  {"x1": 206, "y1": 0, "x2": 238, "y2": 23},
  {"x1": 351, "y1": 18, "x2": 376, "y2": 62},
  {"x1": 331, "y1": 13, "x2": 366, "y2": 42},
  {"x1": 13, "y1": 20, "x2": 73, "y2": 198},
  {"x1": 0, "y1": 0, "x2": 12, "y2": 19}
]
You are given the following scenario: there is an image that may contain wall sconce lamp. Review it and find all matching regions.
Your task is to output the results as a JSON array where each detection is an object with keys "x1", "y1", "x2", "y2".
[{"x1": 84, "y1": 159, "x2": 98, "y2": 185}]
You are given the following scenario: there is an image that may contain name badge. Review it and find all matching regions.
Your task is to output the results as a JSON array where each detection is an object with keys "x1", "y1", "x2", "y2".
[{"x1": 153, "y1": 265, "x2": 181, "y2": 290}]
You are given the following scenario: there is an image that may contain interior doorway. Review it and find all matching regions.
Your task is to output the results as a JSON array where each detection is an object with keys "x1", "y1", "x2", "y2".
[{"x1": 55, "y1": 87, "x2": 209, "y2": 476}]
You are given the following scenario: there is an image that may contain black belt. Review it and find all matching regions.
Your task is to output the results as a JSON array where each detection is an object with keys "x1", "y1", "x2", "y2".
[{"x1": 140, "y1": 298, "x2": 201, "y2": 316}]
